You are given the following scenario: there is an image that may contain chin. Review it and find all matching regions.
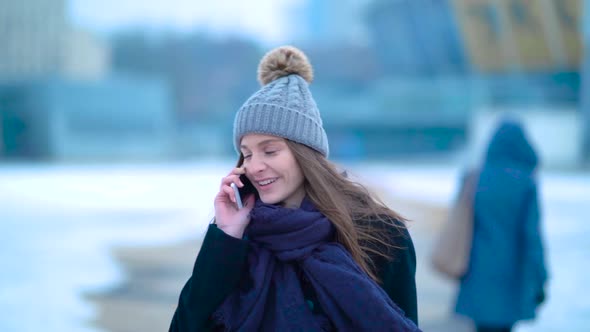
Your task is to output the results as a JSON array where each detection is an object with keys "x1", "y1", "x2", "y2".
[{"x1": 259, "y1": 194, "x2": 283, "y2": 205}]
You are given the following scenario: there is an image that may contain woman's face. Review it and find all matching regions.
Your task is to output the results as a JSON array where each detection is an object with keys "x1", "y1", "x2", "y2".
[{"x1": 240, "y1": 134, "x2": 306, "y2": 208}]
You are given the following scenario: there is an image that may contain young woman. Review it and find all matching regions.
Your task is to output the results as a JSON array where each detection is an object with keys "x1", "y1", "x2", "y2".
[{"x1": 170, "y1": 46, "x2": 420, "y2": 331}]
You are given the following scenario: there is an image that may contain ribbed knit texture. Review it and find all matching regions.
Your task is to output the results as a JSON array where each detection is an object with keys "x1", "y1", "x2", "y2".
[{"x1": 233, "y1": 74, "x2": 329, "y2": 156}]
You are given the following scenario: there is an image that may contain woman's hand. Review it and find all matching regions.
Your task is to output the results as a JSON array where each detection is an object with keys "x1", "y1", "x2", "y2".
[{"x1": 214, "y1": 167, "x2": 256, "y2": 239}]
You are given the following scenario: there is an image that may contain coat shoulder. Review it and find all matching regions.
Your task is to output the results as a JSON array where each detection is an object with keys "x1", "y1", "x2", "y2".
[{"x1": 356, "y1": 215, "x2": 418, "y2": 324}]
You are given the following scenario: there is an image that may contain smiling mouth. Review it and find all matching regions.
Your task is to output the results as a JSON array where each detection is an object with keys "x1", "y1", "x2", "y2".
[{"x1": 257, "y1": 178, "x2": 278, "y2": 186}]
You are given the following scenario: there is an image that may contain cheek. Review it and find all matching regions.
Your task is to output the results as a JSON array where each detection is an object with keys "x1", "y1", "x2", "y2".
[{"x1": 287, "y1": 166, "x2": 305, "y2": 187}]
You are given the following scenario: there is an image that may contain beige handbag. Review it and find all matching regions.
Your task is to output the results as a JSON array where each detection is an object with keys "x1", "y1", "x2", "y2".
[{"x1": 430, "y1": 170, "x2": 478, "y2": 279}]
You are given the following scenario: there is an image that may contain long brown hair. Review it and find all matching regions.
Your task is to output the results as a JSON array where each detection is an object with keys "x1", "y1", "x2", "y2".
[{"x1": 237, "y1": 140, "x2": 407, "y2": 282}]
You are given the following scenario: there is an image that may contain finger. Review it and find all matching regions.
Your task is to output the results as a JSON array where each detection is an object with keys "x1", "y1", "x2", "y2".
[
  {"x1": 230, "y1": 168, "x2": 246, "y2": 187},
  {"x1": 232, "y1": 167, "x2": 246, "y2": 175},
  {"x1": 220, "y1": 174, "x2": 243, "y2": 188},
  {"x1": 221, "y1": 185, "x2": 236, "y2": 203},
  {"x1": 225, "y1": 167, "x2": 245, "y2": 178}
]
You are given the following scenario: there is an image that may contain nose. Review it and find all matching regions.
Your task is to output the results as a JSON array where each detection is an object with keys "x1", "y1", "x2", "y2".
[{"x1": 247, "y1": 153, "x2": 267, "y2": 175}]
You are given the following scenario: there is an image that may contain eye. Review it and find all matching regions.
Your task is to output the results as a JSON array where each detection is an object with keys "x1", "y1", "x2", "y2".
[
  {"x1": 243, "y1": 154, "x2": 252, "y2": 160},
  {"x1": 264, "y1": 150, "x2": 277, "y2": 156}
]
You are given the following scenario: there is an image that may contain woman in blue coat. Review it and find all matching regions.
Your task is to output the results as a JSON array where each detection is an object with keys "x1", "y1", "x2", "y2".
[{"x1": 455, "y1": 120, "x2": 549, "y2": 332}]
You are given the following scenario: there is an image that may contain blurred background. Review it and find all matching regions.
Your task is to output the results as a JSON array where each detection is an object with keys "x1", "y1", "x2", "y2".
[{"x1": 0, "y1": 0, "x2": 588, "y2": 331}]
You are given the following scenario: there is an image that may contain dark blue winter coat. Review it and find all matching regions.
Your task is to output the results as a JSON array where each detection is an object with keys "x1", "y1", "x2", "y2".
[{"x1": 455, "y1": 121, "x2": 548, "y2": 325}]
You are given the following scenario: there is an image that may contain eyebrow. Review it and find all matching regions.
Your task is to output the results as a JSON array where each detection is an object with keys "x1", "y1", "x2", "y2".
[{"x1": 240, "y1": 138, "x2": 284, "y2": 150}]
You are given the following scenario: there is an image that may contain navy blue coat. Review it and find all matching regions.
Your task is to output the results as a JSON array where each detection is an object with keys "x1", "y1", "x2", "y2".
[{"x1": 455, "y1": 121, "x2": 548, "y2": 325}]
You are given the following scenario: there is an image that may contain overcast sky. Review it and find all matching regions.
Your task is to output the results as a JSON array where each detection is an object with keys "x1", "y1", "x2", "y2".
[{"x1": 68, "y1": 0, "x2": 301, "y2": 44}]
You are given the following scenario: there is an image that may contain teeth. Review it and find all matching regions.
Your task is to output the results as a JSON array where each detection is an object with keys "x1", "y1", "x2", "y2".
[{"x1": 258, "y1": 178, "x2": 277, "y2": 186}]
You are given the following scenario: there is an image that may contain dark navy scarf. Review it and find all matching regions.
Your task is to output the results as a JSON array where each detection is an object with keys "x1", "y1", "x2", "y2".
[{"x1": 212, "y1": 199, "x2": 420, "y2": 331}]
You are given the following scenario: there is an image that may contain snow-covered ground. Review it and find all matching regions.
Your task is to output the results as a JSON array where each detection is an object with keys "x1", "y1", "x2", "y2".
[
  {"x1": 0, "y1": 161, "x2": 588, "y2": 331},
  {"x1": 0, "y1": 161, "x2": 227, "y2": 332}
]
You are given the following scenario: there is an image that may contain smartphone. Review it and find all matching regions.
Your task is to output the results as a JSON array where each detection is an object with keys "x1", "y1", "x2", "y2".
[
  {"x1": 230, "y1": 174, "x2": 257, "y2": 209},
  {"x1": 230, "y1": 183, "x2": 244, "y2": 209}
]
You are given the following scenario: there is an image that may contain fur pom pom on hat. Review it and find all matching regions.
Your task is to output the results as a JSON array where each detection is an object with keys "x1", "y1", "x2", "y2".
[
  {"x1": 257, "y1": 46, "x2": 313, "y2": 86},
  {"x1": 233, "y1": 46, "x2": 329, "y2": 156}
]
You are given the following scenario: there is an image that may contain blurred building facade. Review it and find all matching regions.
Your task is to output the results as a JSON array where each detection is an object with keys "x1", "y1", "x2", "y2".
[
  {"x1": 286, "y1": 0, "x2": 473, "y2": 160},
  {"x1": 0, "y1": 0, "x2": 588, "y2": 165},
  {"x1": 365, "y1": 0, "x2": 467, "y2": 76},
  {"x1": 316, "y1": 78, "x2": 484, "y2": 159},
  {"x1": 453, "y1": 0, "x2": 581, "y2": 72},
  {"x1": 0, "y1": 0, "x2": 110, "y2": 81},
  {"x1": 304, "y1": 0, "x2": 587, "y2": 165},
  {"x1": 580, "y1": 0, "x2": 590, "y2": 165},
  {"x1": 452, "y1": 0, "x2": 581, "y2": 106},
  {"x1": 287, "y1": 0, "x2": 371, "y2": 47},
  {"x1": 0, "y1": 0, "x2": 174, "y2": 161},
  {"x1": 274, "y1": 0, "x2": 588, "y2": 165},
  {"x1": 0, "y1": 0, "x2": 68, "y2": 80},
  {"x1": 451, "y1": 0, "x2": 586, "y2": 167},
  {"x1": 0, "y1": 77, "x2": 173, "y2": 160},
  {"x1": 583, "y1": 0, "x2": 590, "y2": 163}
]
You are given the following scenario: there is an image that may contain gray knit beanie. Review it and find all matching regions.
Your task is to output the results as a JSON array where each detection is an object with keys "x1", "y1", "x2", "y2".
[{"x1": 233, "y1": 46, "x2": 329, "y2": 157}]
